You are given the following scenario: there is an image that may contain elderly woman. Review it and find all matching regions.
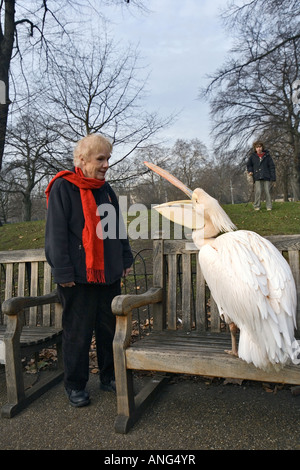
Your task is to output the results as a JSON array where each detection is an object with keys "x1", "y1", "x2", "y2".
[{"x1": 45, "y1": 134, "x2": 133, "y2": 407}]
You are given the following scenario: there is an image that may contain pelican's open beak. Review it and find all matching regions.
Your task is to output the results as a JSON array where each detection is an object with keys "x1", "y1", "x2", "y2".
[
  {"x1": 144, "y1": 161, "x2": 193, "y2": 198},
  {"x1": 144, "y1": 161, "x2": 203, "y2": 229},
  {"x1": 153, "y1": 199, "x2": 203, "y2": 229}
]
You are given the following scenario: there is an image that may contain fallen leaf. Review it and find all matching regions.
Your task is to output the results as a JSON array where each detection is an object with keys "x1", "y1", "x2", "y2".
[
  {"x1": 263, "y1": 382, "x2": 275, "y2": 393},
  {"x1": 223, "y1": 378, "x2": 243, "y2": 385}
]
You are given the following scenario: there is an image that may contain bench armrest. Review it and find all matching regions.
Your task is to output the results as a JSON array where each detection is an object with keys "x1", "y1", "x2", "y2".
[
  {"x1": 2, "y1": 291, "x2": 60, "y2": 316},
  {"x1": 112, "y1": 287, "x2": 163, "y2": 316}
]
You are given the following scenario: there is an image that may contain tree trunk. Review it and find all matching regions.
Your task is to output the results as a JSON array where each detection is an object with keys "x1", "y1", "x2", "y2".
[
  {"x1": 0, "y1": 0, "x2": 16, "y2": 171},
  {"x1": 23, "y1": 192, "x2": 32, "y2": 221},
  {"x1": 0, "y1": 102, "x2": 10, "y2": 170}
]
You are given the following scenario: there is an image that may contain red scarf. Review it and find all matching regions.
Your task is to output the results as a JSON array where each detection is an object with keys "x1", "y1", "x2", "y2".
[
  {"x1": 45, "y1": 167, "x2": 106, "y2": 283},
  {"x1": 257, "y1": 152, "x2": 265, "y2": 158}
]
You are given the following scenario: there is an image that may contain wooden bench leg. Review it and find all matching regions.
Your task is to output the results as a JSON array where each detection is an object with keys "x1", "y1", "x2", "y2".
[
  {"x1": 114, "y1": 368, "x2": 135, "y2": 433},
  {"x1": 2, "y1": 315, "x2": 26, "y2": 416},
  {"x1": 2, "y1": 369, "x2": 64, "y2": 418},
  {"x1": 2, "y1": 335, "x2": 64, "y2": 418},
  {"x1": 113, "y1": 301, "x2": 168, "y2": 433},
  {"x1": 114, "y1": 371, "x2": 169, "y2": 434}
]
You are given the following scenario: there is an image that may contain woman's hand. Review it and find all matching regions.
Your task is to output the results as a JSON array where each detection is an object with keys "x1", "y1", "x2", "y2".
[
  {"x1": 122, "y1": 268, "x2": 131, "y2": 278},
  {"x1": 59, "y1": 282, "x2": 76, "y2": 287}
]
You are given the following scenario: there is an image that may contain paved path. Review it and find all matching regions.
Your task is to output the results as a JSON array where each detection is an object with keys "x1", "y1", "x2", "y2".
[{"x1": 1, "y1": 369, "x2": 300, "y2": 451}]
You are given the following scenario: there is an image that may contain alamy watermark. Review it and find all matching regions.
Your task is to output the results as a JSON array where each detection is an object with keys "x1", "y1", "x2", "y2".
[{"x1": 95, "y1": 196, "x2": 204, "y2": 241}]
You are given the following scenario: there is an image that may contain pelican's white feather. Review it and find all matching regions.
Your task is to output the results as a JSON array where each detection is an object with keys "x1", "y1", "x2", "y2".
[
  {"x1": 144, "y1": 161, "x2": 299, "y2": 370},
  {"x1": 197, "y1": 230, "x2": 298, "y2": 370}
]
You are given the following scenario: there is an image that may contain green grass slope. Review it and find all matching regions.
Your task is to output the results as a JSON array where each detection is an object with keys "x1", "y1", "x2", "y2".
[{"x1": 0, "y1": 201, "x2": 299, "y2": 251}]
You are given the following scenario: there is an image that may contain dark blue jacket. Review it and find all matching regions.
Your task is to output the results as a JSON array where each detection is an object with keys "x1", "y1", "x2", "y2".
[
  {"x1": 246, "y1": 150, "x2": 276, "y2": 182},
  {"x1": 45, "y1": 175, "x2": 133, "y2": 285}
]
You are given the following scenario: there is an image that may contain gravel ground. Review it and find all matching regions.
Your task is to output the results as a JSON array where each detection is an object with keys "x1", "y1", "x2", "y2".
[{"x1": 1, "y1": 368, "x2": 300, "y2": 452}]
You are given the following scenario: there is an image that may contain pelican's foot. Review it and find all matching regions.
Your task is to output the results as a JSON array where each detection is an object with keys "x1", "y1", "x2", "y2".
[
  {"x1": 224, "y1": 349, "x2": 238, "y2": 357},
  {"x1": 226, "y1": 322, "x2": 238, "y2": 358}
]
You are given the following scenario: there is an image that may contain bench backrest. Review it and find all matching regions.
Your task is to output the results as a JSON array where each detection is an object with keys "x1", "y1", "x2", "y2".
[
  {"x1": 0, "y1": 249, "x2": 61, "y2": 328},
  {"x1": 152, "y1": 235, "x2": 300, "y2": 334}
]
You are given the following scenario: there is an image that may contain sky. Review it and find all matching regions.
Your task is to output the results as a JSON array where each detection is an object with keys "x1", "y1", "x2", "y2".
[{"x1": 102, "y1": 0, "x2": 233, "y2": 151}]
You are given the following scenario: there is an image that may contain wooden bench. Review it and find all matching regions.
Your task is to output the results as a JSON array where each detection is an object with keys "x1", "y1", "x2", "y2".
[
  {"x1": 112, "y1": 234, "x2": 300, "y2": 433},
  {"x1": 0, "y1": 249, "x2": 63, "y2": 418}
]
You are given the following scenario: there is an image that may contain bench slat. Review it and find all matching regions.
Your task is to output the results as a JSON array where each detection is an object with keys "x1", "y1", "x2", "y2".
[
  {"x1": 5, "y1": 263, "x2": 13, "y2": 301},
  {"x1": 17, "y1": 263, "x2": 26, "y2": 297},
  {"x1": 29, "y1": 262, "x2": 39, "y2": 326},
  {"x1": 126, "y1": 332, "x2": 300, "y2": 385},
  {"x1": 43, "y1": 263, "x2": 52, "y2": 327},
  {"x1": 181, "y1": 253, "x2": 192, "y2": 329},
  {"x1": 167, "y1": 254, "x2": 177, "y2": 330},
  {"x1": 0, "y1": 249, "x2": 46, "y2": 264},
  {"x1": 153, "y1": 240, "x2": 165, "y2": 330},
  {"x1": 0, "y1": 325, "x2": 61, "y2": 346}
]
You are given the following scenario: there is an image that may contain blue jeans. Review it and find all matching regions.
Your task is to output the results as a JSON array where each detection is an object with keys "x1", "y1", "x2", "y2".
[
  {"x1": 57, "y1": 281, "x2": 121, "y2": 391},
  {"x1": 254, "y1": 180, "x2": 272, "y2": 210}
]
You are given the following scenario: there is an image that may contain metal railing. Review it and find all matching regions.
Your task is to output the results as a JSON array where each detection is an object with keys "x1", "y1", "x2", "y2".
[{"x1": 122, "y1": 248, "x2": 153, "y2": 339}]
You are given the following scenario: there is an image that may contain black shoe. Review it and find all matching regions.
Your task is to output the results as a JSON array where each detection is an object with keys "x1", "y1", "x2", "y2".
[
  {"x1": 65, "y1": 388, "x2": 90, "y2": 407},
  {"x1": 100, "y1": 380, "x2": 116, "y2": 392}
]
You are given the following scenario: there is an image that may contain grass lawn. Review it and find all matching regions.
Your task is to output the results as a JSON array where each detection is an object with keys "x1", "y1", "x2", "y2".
[
  {"x1": 0, "y1": 201, "x2": 299, "y2": 251},
  {"x1": 224, "y1": 201, "x2": 300, "y2": 236},
  {"x1": 0, "y1": 219, "x2": 46, "y2": 251}
]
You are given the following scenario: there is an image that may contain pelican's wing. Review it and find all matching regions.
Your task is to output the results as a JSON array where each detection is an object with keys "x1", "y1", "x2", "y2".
[
  {"x1": 153, "y1": 200, "x2": 204, "y2": 229},
  {"x1": 198, "y1": 230, "x2": 297, "y2": 369}
]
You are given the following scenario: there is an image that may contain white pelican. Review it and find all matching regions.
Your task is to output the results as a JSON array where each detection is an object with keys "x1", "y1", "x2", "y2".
[{"x1": 145, "y1": 161, "x2": 300, "y2": 371}]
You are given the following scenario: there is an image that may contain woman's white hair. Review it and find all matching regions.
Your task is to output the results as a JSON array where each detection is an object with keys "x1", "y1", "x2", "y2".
[{"x1": 73, "y1": 134, "x2": 113, "y2": 167}]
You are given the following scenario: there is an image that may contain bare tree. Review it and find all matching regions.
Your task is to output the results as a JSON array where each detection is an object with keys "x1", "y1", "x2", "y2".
[
  {"x1": 0, "y1": 0, "x2": 148, "y2": 171},
  {"x1": 129, "y1": 146, "x2": 173, "y2": 206},
  {"x1": 0, "y1": 29, "x2": 174, "y2": 222},
  {"x1": 203, "y1": 34, "x2": 300, "y2": 200},
  {"x1": 201, "y1": 0, "x2": 300, "y2": 198},
  {"x1": 43, "y1": 36, "x2": 174, "y2": 177},
  {"x1": 207, "y1": 0, "x2": 300, "y2": 91},
  {"x1": 129, "y1": 139, "x2": 210, "y2": 206},
  {"x1": 170, "y1": 138, "x2": 209, "y2": 190},
  {"x1": 0, "y1": 111, "x2": 62, "y2": 221}
]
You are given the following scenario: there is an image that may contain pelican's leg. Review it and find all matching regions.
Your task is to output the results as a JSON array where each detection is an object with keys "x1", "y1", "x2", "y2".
[{"x1": 225, "y1": 322, "x2": 238, "y2": 356}]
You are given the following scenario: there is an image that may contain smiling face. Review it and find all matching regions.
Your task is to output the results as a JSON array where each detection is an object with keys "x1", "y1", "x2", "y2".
[
  {"x1": 80, "y1": 148, "x2": 110, "y2": 180},
  {"x1": 75, "y1": 134, "x2": 112, "y2": 180}
]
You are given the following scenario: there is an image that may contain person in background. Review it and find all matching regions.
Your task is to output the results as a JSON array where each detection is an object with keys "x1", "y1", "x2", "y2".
[
  {"x1": 247, "y1": 141, "x2": 276, "y2": 211},
  {"x1": 45, "y1": 134, "x2": 133, "y2": 407}
]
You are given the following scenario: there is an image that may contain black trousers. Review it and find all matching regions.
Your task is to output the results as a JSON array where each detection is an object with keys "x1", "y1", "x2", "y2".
[{"x1": 57, "y1": 281, "x2": 121, "y2": 390}]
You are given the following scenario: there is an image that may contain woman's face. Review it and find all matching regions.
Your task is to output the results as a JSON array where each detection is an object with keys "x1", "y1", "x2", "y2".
[{"x1": 80, "y1": 146, "x2": 110, "y2": 180}]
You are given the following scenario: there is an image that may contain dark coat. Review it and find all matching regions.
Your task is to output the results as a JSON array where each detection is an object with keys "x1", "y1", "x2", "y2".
[
  {"x1": 45, "y1": 175, "x2": 133, "y2": 285},
  {"x1": 246, "y1": 150, "x2": 276, "y2": 182}
]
